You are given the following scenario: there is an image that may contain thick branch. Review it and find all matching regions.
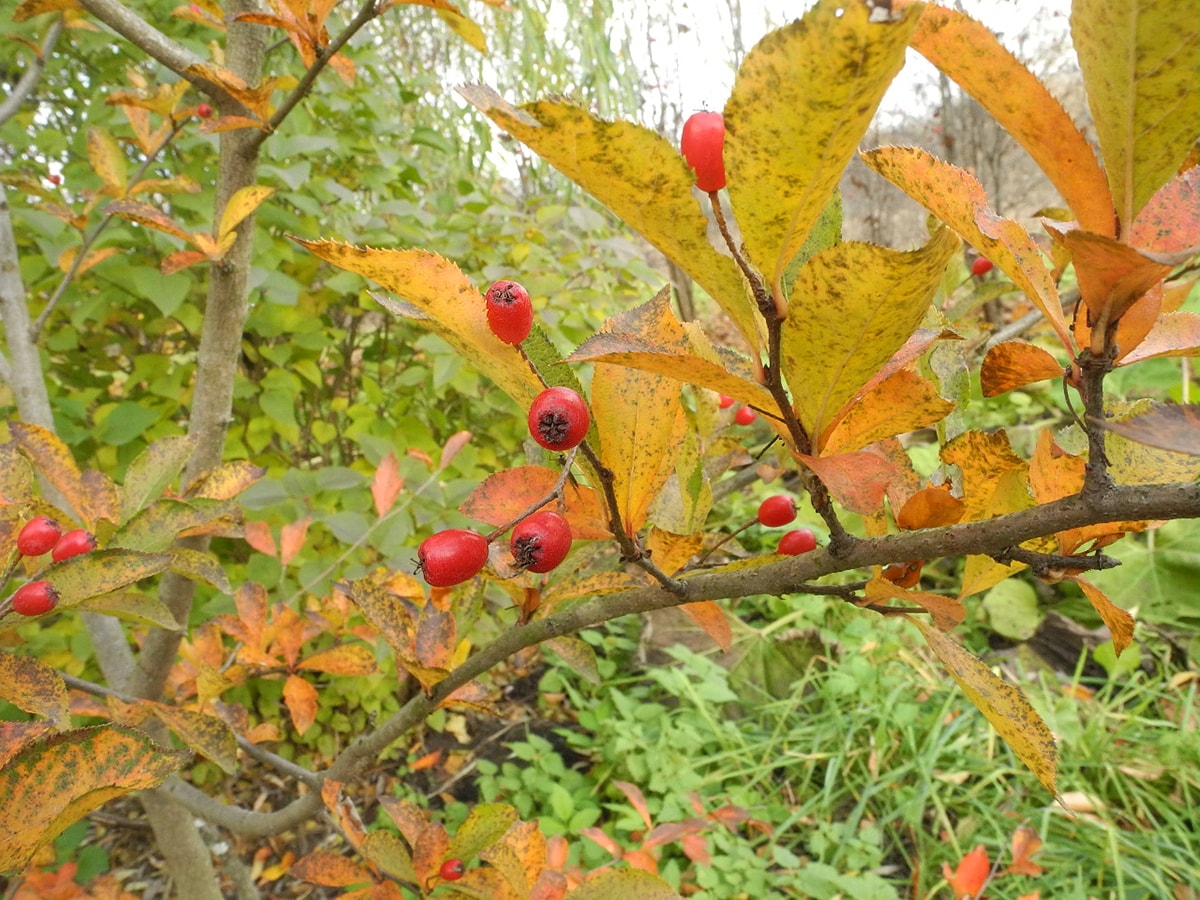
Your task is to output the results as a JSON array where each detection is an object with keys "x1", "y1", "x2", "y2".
[{"x1": 75, "y1": 0, "x2": 206, "y2": 82}]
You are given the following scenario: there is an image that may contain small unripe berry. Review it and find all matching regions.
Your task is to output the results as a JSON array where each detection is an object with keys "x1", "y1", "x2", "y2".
[
  {"x1": 417, "y1": 529, "x2": 489, "y2": 587},
  {"x1": 17, "y1": 516, "x2": 62, "y2": 557},
  {"x1": 510, "y1": 510, "x2": 572, "y2": 573},
  {"x1": 778, "y1": 529, "x2": 817, "y2": 556},
  {"x1": 484, "y1": 279, "x2": 533, "y2": 345},
  {"x1": 52, "y1": 529, "x2": 97, "y2": 562},
  {"x1": 439, "y1": 859, "x2": 465, "y2": 881},
  {"x1": 756, "y1": 495, "x2": 796, "y2": 527},
  {"x1": 197, "y1": 103, "x2": 214, "y2": 119},
  {"x1": 11, "y1": 581, "x2": 59, "y2": 616},
  {"x1": 681, "y1": 111, "x2": 727, "y2": 192},
  {"x1": 528, "y1": 387, "x2": 590, "y2": 451},
  {"x1": 971, "y1": 256, "x2": 993, "y2": 276},
  {"x1": 733, "y1": 406, "x2": 757, "y2": 426}
]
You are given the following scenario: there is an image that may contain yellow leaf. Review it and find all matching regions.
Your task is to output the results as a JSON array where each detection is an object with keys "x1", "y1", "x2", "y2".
[
  {"x1": 645, "y1": 528, "x2": 704, "y2": 579},
  {"x1": 295, "y1": 240, "x2": 543, "y2": 405},
  {"x1": 437, "y1": 8, "x2": 486, "y2": 53},
  {"x1": 725, "y1": 0, "x2": 920, "y2": 298},
  {"x1": 911, "y1": 5, "x2": 1114, "y2": 236},
  {"x1": 57, "y1": 246, "x2": 120, "y2": 276},
  {"x1": 865, "y1": 578, "x2": 965, "y2": 632},
  {"x1": 217, "y1": 185, "x2": 275, "y2": 242},
  {"x1": 86, "y1": 128, "x2": 127, "y2": 196},
  {"x1": 861, "y1": 147, "x2": 1074, "y2": 353},
  {"x1": 104, "y1": 199, "x2": 191, "y2": 242},
  {"x1": 782, "y1": 227, "x2": 958, "y2": 441},
  {"x1": 0, "y1": 652, "x2": 69, "y2": 730},
  {"x1": 1072, "y1": 0, "x2": 1200, "y2": 227},
  {"x1": 1105, "y1": 400, "x2": 1200, "y2": 485},
  {"x1": 149, "y1": 704, "x2": 239, "y2": 774},
  {"x1": 908, "y1": 616, "x2": 1059, "y2": 796},
  {"x1": 457, "y1": 85, "x2": 762, "y2": 358}
]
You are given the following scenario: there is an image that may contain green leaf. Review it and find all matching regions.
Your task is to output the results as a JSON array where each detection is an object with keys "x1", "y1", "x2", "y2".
[
  {"x1": 447, "y1": 803, "x2": 519, "y2": 861},
  {"x1": 565, "y1": 868, "x2": 682, "y2": 899},
  {"x1": 119, "y1": 435, "x2": 196, "y2": 522},
  {"x1": 96, "y1": 402, "x2": 162, "y2": 447},
  {"x1": 109, "y1": 498, "x2": 238, "y2": 552}
]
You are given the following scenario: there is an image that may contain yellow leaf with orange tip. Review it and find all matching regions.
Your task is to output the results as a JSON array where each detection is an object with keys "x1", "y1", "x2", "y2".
[
  {"x1": 1069, "y1": 577, "x2": 1135, "y2": 657},
  {"x1": 8, "y1": 423, "x2": 92, "y2": 527},
  {"x1": 910, "y1": 5, "x2": 1113, "y2": 236},
  {"x1": 1072, "y1": 0, "x2": 1199, "y2": 228},
  {"x1": 865, "y1": 578, "x2": 964, "y2": 632},
  {"x1": 14, "y1": 0, "x2": 80, "y2": 20},
  {"x1": 861, "y1": 147, "x2": 1074, "y2": 353},
  {"x1": 457, "y1": 85, "x2": 762, "y2": 357},
  {"x1": 183, "y1": 460, "x2": 267, "y2": 500},
  {"x1": 183, "y1": 64, "x2": 274, "y2": 119},
  {"x1": 782, "y1": 226, "x2": 958, "y2": 443},
  {"x1": 297, "y1": 644, "x2": 377, "y2": 676},
  {"x1": 295, "y1": 239, "x2": 543, "y2": 406},
  {"x1": 908, "y1": 616, "x2": 1059, "y2": 796},
  {"x1": 87, "y1": 128, "x2": 127, "y2": 196},
  {"x1": 980, "y1": 341, "x2": 1064, "y2": 397},
  {"x1": 104, "y1": 200, "x2": 190, "y2": 241},
  {"x1": 819, "y1": 368, "x2": 953, "y2": 455},
  {"x1": 724, "y1": 0, "x2": 921, "y2": 301}
]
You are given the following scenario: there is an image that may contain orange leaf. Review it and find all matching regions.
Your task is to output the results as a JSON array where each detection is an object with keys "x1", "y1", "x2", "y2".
[
  {"x1": 942, "y1": 844, "x2": 990, "y2": 900},
  {"x1": 242, "y1": 520, "x2": 277, "y2": 557},
  {"x1": 895, "y1": 485, "x2": 965, "y2": 530},
  {"x1": 439, "y1": 430, "x2": 472, "y2": 471},
  {"x1": 290, "y1": 850, "x2": 373, "y2": 888},
  {"x1": 460, "y1": 466, "x2": 610, "y2": 540},
  {"x1": 161, "y1": 250, "x2": 209, "y2": 275},
  {"x1": 865, "y1": 577, "x2": 965, "y2": 632},
  {"x1": 279, "y1": 515, "x2": 310, "y2": 566},
  {"x1": 282, "y1": 674, "x2": 318, "y2": 735},
  {"x1": 297, "y1": 644, "x2": 377, "y2": 676},
  {"x1": 1068, "y1": 577, "x2": 1135, "y2": 657},
  {"x1": 1007, "y1": 825, "x2": 1044, "y2": 877},
  {"x1": 8, "y1": 422, "x2": 91, "y2": 526},
  {"x1": 1119, "y1": 311, "x2": 1200, "y2": 366},
  {"x1": 1130, "y1": 167, "x2": 1200, "y2": 254},
  {"x1": 371, "y1": 451, "x2": 404, "y2": 517},
  {"x1": 679, "y1": 601, "x2": 732, "y2": 652},
  {"x1": 797, "y1": 449, "x2": 895, "y2": 515},
  {"x1": 820, "y1": 368, "x2": 954, "y2": 455},
  {"x1": 980, "y1": 342, "x2": 1064, "y2": 397}
]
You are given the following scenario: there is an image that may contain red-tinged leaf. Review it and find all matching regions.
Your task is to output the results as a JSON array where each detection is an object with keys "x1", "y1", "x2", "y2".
[
  {"x1": 360, "y1": 831, "x2": 416, "y2": 883},
  {"x1": 1130, "y1": 167, "x2": 1200, "y2": 254},
  {"x1": 461, "y1": 466, "x2": 610, "y2": 540},
  {"x1": 439, "y1": 430, "x2": 472, "y2": 470},
  {"x1": 678, "y1": 601, "x2": 732, "y2": 652},
  {"x1": 579, "y1": 827, "x2": 622, "y2": 858},
  {"x1": 283, "y1": 674, "x2": 319, "y2": 735},
  {"x1": 290, "y1": 850, "x2": 373, "y2": 888},
  {"x1": 980, "y1": 342, "x2": 1065, "y2": 397},
  {"x1": 910, "y1": 6, "x2": 1113, "y2": 235},
  {"x1": 895, "y1": 485, "x2": 965, "y2": 531},
  {"x1": 183, "y1": 460, "x2": 267, "y2": 499},
  {"x1": 1119, "y1": 311, "x2": 1200, "y2": 366},
  {"x1": 161, "y1": 250, "x2": 208, "y2": 275},
  {"x1": 1094, "y1": 402, "x2": 1200, "y2": 456},
  {"x1": 865, "y1": 577, "x2": 966, "y2": 632},
  {"x1": 297, "y1": 644, "x2": 377, "y2": 676},
  {"x1": 623, "y1": 849, "x2": 659, "y2": 874},
  {"x1": 104, "y1": 199, "x2": 191, "y2": 240},
  {"x1": 410, "y1": 749, "x2": 441, "y2": 771},
  {"x1": 8, "y1": 422, "x2": 90, "y2": 525},
  {"x1": 942, "y1": 844, "x2": 990, "y2": 900},
  {"x1": 0, "y1": 651, "x2": 69, "y2": 729},
  {"x1": 820, "y1": 368, "x2": 954, "y2": 455},
  {"x1": 1069, "y1": 577, "x2": 1135, "y2": 657},
  {"x1": 797, "y1": 450, "x2": 894, "y2": 515},
  {"x1": 567, "y1": 867, "x2": 681, "y2": 899},
  {"x1": 861, "y1": 147, "x2": 1074, "y2": 353},
  {"x1": 909, "y1": 617, "x2": 1059, "y2": 796},
  {"x1": 641, "y1": 820, "x2": 708, "y2": 851},
  {"x1": 242, "y1": 520, "x2": 277, "y2": 557},
  {"x1": 371, "y1": 451, "x2": 404, "y2": 517},
  {"x1": 1007, "y1": 825, "x2": 1044, "y2": 877},
  {"x1": 613, "y1": 780, "x2": 652, "y2": 831},
  {"x1": 87, "y1": 127, "x2": 127, "y2": 196},
  {"x1": 0, "y1": 724, "x2": 188, "y2": 874},
  {"x1": 148, "y1": 704, "x2": 238, "y2": 774},
  {"x1": 457, "y1": 86, "x2": 762, "y2": 358},
  {"x1": 279, "y1": 515, "x2": 310, "y2": 567},
  {"x1": 544, "y1": 637, "x2": 601, "y2": 685},
  {"x1": 415, "y1": 604, "x2": 455, "y2": 671},
  {"x1": 682, "y1": 833, "x2": 710, "y2": 865}
]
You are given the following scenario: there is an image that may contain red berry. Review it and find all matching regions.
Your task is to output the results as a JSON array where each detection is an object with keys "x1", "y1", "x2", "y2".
[
  {"x1": 528, "y1": 387, "x2": 590, "y2": 452},
  {"x1": 48, "y1": 173, "x2": 62, "y2": 186},
  {"x1": 197, "y1": 103, "x2": 214, "y2": 119},
  {"x1": 681, "y1": 111, "x2": 727, "y2": 192},
  {"x1": 971, "y1": 256, "x2": 993, "y2": 276},
  {"x1": 733, "y1": 406, "x2": 756, "y2": 426},
  {"x1": 718, "y1": 394, "x2": 735, "y2": 409},
  {"x1": 16, "y1": 516, "x2": 62, "y2": 556},
  {"x1": 52, "y1": 529, "x2": 97, "y2": 562},
  {"x1": 417, "y1": 529, "x2": 489, "y2": 587},
  {"x1": 439, "y1": 858, "x2": 465, "y2": 881},
  {"x1": 11, "y1": 581, "x2": 59, "y2": 616},
  {"x1": 485, "y1": 279, "x2": 533, "y2": 345},
  {"x1": 510, "y1": 510, "x2": 572, "y2": 574},
  {"x1": 778, "y1": 529, "x2": 817, "y2": 556},
  {"x1": 757, "y1": 495, "x2": 797, "y2": 527}
]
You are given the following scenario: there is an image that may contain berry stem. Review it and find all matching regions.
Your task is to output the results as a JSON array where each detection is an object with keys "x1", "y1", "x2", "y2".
[
  {"x1": 685, "y1": 519, "x2": 754, "y2": 571},
  {"x1": 707, "y1": 192, "x2": 777, "y2": 321},
  {"x1": 483, "y1": 447, "x2": 578, "y2": 542}
]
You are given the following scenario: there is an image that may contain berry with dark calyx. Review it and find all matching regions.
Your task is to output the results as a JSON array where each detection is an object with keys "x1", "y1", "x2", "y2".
[
  {"x1": 11, "y1": 581, "x2": 60, "y2": 617},
  {"x1": 197, "y1": 103, "x2": 214, "y2": 119},
  {"x1": 778, "y1": 528, "x2": 817, "y2": 556},
  {"x1": 17, "y1": 516, "x2": 62, "y2": 557},
  {"x1": 52, "y1": 529, "x2": 97, "y2": 562},
  {"x1": 757, "y1": 495, "x2": 797, "y2": 527},
  {"x1": 528, "y1": 387, "x2": 590, "y2": 451},
  {"x1": 417, "y1": 529, "x2": 489, "y2": 587},
  {"x1": 733, "y1": 406, "x2": 757, "y2": 426},
  {"x1": 439, "y1": 859, "x2": 465, "y2": 881},
  {"x1": 681, "y1": 111, "x2": 727, "y2": 192},
  {"x1": 971, "y1": 256, "x2": 993, "y2": 276},
  {"x1": 718, "y1": 394, "x2": 735, "y2": 409},
  {"x1": 510, "y1": 510, "x2": 572, "y2": 574},
  {"x1": 484, "y1": 279, "x2": 533, "y2": 345}
]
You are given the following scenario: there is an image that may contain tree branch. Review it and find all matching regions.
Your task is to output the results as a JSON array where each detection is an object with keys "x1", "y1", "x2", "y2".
[
  {"x1": 75, "y1": 0, "x2": 208, "y2": 83},
  {"x1": 0, "y1": 18, "x2": 63, "y2": 125}
]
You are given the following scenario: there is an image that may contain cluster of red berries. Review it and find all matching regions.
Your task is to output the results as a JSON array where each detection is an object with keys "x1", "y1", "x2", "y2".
[
  {"x1": 6, "y1": 516, "x2": 97, "y2": 616},
  {"x1": 415, "y1": 281, "x2": 588, "y2": 588},
  {"x1": 718, "y1": 394, "x2": 757, "y2": 426},
  {"x1": 756, "y1": 495, "x2": 818, "y2": 556}
]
